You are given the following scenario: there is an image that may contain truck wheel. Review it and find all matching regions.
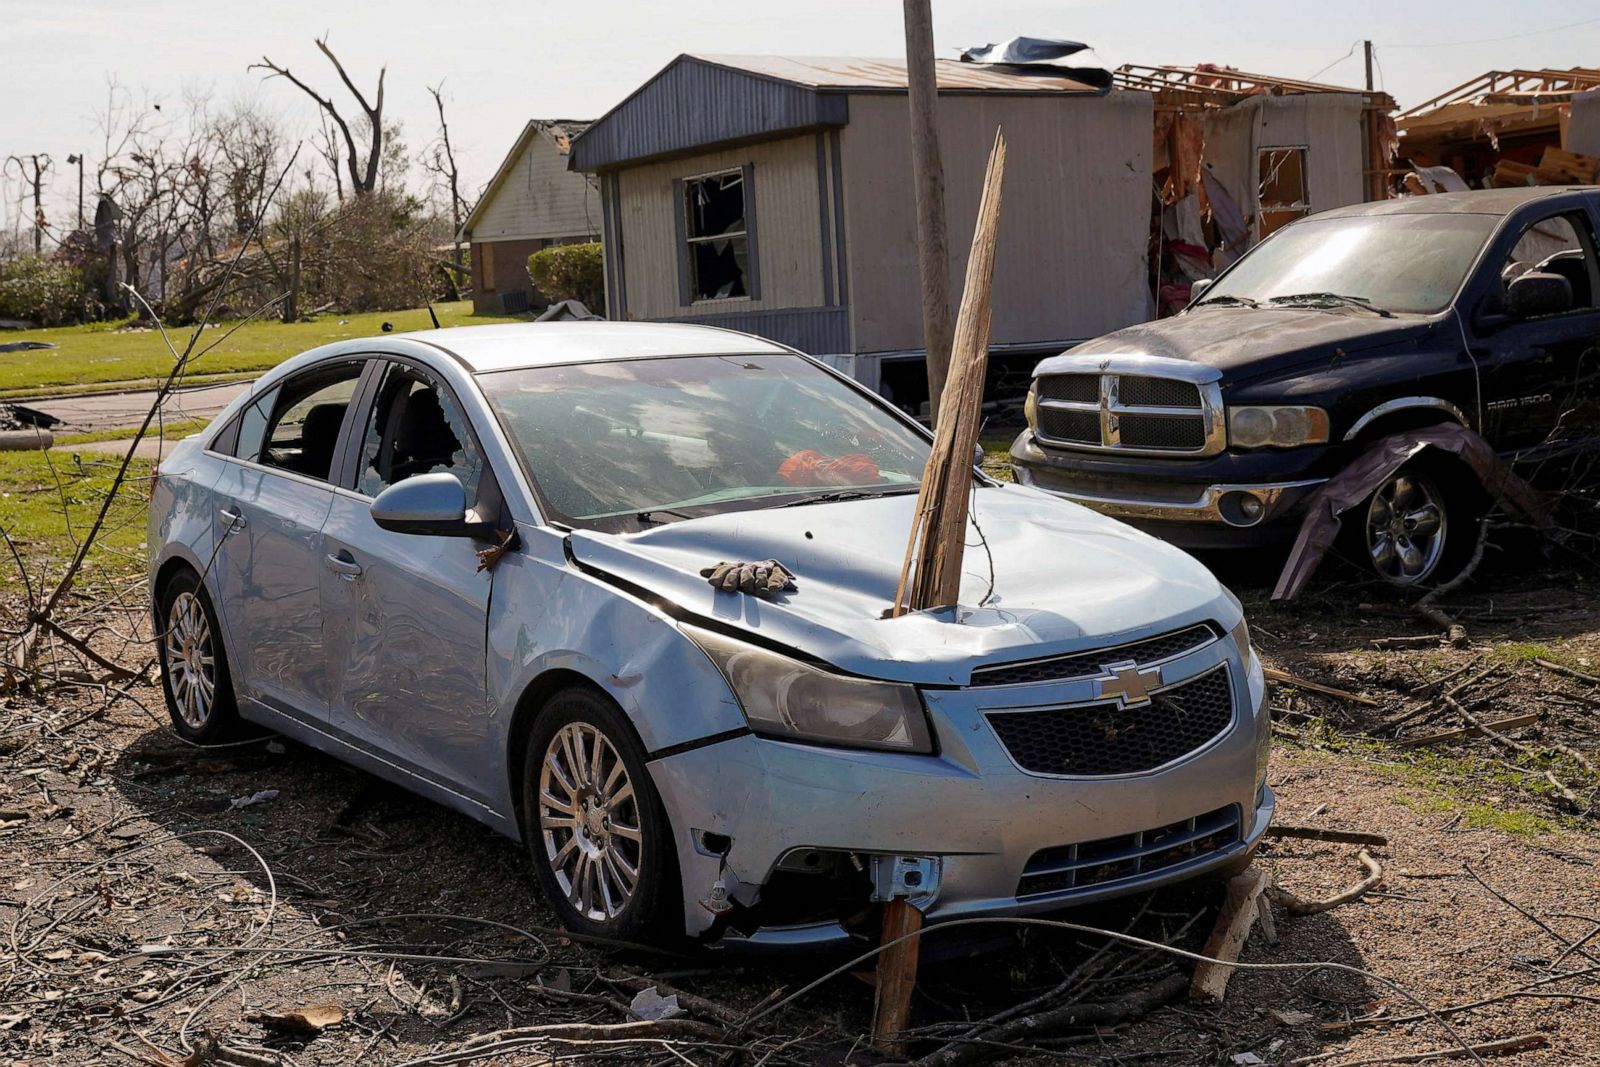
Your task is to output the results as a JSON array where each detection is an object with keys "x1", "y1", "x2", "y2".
[
  {"x1": 522, "y1": 687, "x2": 678, "y2": 941},
  {"x1": 1355, "y1": 461, "x2": 1481, "y2": 587}
]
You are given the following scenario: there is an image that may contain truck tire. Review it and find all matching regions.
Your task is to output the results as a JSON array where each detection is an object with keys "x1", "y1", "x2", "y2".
[{"x1": 1349, "y1": 458, "x2": 1484, "y2": 588}]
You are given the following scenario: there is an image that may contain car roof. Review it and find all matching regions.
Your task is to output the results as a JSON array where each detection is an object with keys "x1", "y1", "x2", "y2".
[
  {"x1": 395, "y1": 321, "x2": 792, "y2": 373},
  {"x1": 1313, "y1": 186, "x2": 1599, "y2": 221}
]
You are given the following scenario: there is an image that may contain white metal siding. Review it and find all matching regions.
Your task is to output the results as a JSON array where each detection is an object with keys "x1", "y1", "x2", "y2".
[
  {"x1": 615, "y1": 136, "x2": 826, "y2": 319},
  {"x1": 473, "y1": 132, "x2": 602, "y2": 242},
  {"x1": 839, "y1": 91, "x2": 1155, "y2": 354}
]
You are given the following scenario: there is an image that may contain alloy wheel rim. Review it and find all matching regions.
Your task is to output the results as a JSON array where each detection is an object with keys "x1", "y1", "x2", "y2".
[
  {"x1": 164, "y1": 591, "x2": 216, "y2": 728},
  {"x1": 1364, "y1": 473, "x2": 1447, "y2": 585},
  {"x1": 537, "y1": 722, "x2": 643, "y2": 923}
]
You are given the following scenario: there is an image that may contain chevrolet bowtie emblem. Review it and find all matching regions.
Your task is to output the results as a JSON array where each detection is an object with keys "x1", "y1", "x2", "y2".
[{"x1": 1094, "y1": 661, "x2": 1162, "y2": 708}]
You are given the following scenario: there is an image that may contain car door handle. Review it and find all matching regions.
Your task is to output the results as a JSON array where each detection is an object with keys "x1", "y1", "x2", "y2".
[
  {"x1": 218, "y1": 507, "x2": 246, "y2": 529},
  {"x1": 324, "y1": 552, "x2": 363, "y2": 580}
]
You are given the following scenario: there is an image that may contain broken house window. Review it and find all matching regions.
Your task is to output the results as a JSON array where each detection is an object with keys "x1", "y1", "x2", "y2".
[
  {"x1": 683, "y1": 171, "x2": 752, "y2": 301},
  {"x1": 1258, "y1": 147, "x2": 1310, "y2": 238}
]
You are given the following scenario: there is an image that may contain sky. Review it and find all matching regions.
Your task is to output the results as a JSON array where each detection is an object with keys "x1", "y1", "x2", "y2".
[{"x1": 4, "y1": 0, "x2": 1600, "y2": 232}]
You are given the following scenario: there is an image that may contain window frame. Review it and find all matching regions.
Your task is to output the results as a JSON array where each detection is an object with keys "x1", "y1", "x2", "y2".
[
  {"x1": 674, "y1": 164, "x2": 761, "y2": 305},
  {"x1": 1257, "y1": 146, "x2": 1310, "y2": 239},
  {"x1": 338, "y1": 355, "x2": 502, "y2": 521},
  {"x1": 204, "y1": 357, "x2": 370, "y2": 488},
  {"x1": 1497, "y1": 209, "x2": 1600, "y2": 317}
]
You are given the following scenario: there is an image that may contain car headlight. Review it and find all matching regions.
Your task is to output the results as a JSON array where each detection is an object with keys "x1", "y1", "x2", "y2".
[
  {"x1": 1229, "y1": 615, "x2": 1253, "y2": 663},
  {"x1": 1227, "y1": 406, "x2": 1330, "y2": 449},
  {"x1": 685, "y1": 626, "x2": 934, "y2": 754}
]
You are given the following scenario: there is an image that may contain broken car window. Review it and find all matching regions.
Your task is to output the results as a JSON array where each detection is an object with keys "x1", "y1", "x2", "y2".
[
  {"x1": 684, "y1": 171, "x2": 751, "y2": 301},
  {"x1": 1199, "y1": 213, "x2": 1500, "y2": 315},
  {"x1": 1502, "y1": 212, "x2": 1599, "y2": 310},
  {"x1": 356, "y1": 365, "x2": 486, "y2": 501},
  {"x1": 478, "y1": 354, "x2": 930, "y2": 531}
]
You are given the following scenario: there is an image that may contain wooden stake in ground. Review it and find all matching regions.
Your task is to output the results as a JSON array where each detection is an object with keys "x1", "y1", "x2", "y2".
[
  {"x1": 892, "y1": 129, "x2": 1007, "y2": 616},
  {"x1": 872, "y1": 898, "x2": 924, "y2": 1055},
  {"x1": 1191, "y1": 866, "x2": 1269, "y2": 1003}
]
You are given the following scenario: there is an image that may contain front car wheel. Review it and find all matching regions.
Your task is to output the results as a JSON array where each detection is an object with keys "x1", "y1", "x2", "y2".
[{"x1": 523, "y1": 688, "x2": 676, "y2": 940}]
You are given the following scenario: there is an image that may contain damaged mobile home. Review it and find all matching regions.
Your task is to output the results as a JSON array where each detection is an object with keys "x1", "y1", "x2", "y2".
[{"x1": 563, "y1": 51, "x2": 1392, "y2": 409}]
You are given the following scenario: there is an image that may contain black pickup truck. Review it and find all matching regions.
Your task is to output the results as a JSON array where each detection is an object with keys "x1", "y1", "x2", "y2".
[{"x1": 1011, "y1": 187, "x2": 1600, "y2": 586}]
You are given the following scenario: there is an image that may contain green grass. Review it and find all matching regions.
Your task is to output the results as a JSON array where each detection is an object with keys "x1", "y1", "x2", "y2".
[
  {"x1": 980, "y1": 435, "x2": 1015, "y2": 482},
  {"x1": 55, "y1": 419, "x2": 213, "y2": 448},
  {"x1": 0, "y1": 448, "x2": 153, "y2": 591},
  {"x1": 0, "y1": 301, "x2": 522, "y2": 398}
]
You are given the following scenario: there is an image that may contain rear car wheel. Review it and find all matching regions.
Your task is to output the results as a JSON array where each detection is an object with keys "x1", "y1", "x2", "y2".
[
  {"x1": 522, "y1": 687, "x2": 676, "y2": 940},
  {"x1": 1354, "y1": 461, "x2": 1482, "y2": 588},
  {"x1": 156, "y1": 570, "x2": 240, "y2": 743}
]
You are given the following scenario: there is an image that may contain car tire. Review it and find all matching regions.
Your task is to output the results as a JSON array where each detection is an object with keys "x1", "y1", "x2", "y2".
[
  {"x1": 522, "y1": 687, "x2": 678, "y2": 941},
  {"x1": 1348, "y1": 458, "x2": 1484, "y2": 589},
  {"x1": 156, "y1": 569, "x2": 241, "y2": 744}
]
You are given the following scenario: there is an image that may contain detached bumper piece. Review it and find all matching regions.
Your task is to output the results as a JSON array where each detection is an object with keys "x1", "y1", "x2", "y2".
[
  {"x1": 1018, "y1": 803, "x2": 1241, "y2": 898},
  {"x1": 986, "y1": 666, "x2": 1234, "y2": 776}
]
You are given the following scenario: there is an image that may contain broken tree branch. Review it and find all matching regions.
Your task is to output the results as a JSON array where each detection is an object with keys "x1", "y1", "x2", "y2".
[
  {"x1": 1191, "y1": 866, "x2": 1269, "y2": 1003},
  {"x1": 1264, "y1": 825, "x2": 1389, "y2": 847},
  {"x1": 1268, "y1": 849, "x2": 1384, "y2": 916}
]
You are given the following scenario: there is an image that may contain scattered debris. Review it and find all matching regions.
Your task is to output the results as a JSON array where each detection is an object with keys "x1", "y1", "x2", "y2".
[
  {"x1": 1264, "y1": 825, "x2": 1388, "y2": 848},
  {"x1": 1264, "y1": 667, "x2": 1381, "y2": 708},
  {"x1": 228, "y1": 788, "x2": 279, "y2": 810},
  {"x1": 628, "y1": 986, "x2": 685, "y2": 1021},
  {"x1": 247, "y1": 1003, "x2": 345, "y2": 1033},
  {"x1": 1191, "y1": 867, "x2": 1270, "y2": 1003}
]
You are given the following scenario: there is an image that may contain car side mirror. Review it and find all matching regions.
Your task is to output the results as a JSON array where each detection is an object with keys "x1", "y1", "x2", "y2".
[
  {"x1": 1506, "y1": 271, "x2": 1573, "y2": 319},
  {"x1": 371, "y1": 472, "x2": 490, "y2": 537},
  {"x1": 1188, "y1": 278, "x2": 1213, "y2": 304}
]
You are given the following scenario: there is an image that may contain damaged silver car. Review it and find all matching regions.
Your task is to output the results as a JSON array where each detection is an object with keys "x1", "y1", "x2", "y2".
[{"x1": 148, "y1": 322, "x2": 1271, "y2": 948}]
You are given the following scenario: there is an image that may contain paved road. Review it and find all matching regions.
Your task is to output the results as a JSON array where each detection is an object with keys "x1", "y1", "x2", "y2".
[{"x1": 15, "y1": 380, "x2": 252, "y2": 433}]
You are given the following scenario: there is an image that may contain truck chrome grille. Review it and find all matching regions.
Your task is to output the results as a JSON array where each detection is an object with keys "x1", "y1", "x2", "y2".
[
  {"x1": 1016, "y1": 804, "x2": 1241, "y2": 897},
  {"x1": 1032, "y1": 368, "x2": 1224, "y2": 456},
  {"x1": 970, "y1": 623, "x2": 1218, "y2": 688},
  {"x1": 986, "y1": 665, "x2": 1234, "y2": 776}
]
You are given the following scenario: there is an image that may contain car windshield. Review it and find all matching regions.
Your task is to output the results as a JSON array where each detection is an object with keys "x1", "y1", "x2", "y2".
[
  {"x1": 1197, "y1": 212, "x2": 1501, "y2": 315},
  {"x1": 479, "y1": 353, "x2": 930, "y2": 530}
]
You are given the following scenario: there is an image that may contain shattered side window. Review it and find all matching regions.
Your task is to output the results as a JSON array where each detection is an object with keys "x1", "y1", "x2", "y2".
[
  {"x1": 479, "y1": 354, "x2": 930, "y2": 531},
  {"x1": 1258, "y1": 147, "x2": 1309, "y2": 238},
  {"x1": 1503, "y1": 213, "x2": 1599, "y2": 310},
  {"x1": 683, "y1": 171, "x2": 751, "y2": 301}
]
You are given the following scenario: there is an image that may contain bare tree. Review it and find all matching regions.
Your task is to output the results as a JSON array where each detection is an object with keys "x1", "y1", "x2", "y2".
[
  {"x1": 4, "y1": 154, "x2": 53, "y2": 254},
  {"x1": 422, "y1": 80, "x2": 471, "y2": 294},
  {"x1": 252, "y1": 37, "x2": 385, "y2": 196}
]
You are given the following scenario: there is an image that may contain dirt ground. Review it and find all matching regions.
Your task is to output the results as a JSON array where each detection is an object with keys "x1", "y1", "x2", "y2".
[{"x1": 3, "y1": 548, "x2": 1599, "y2": 1066}]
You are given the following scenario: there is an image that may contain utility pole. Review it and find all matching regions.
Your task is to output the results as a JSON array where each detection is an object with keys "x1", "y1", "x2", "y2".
[
  {"x1": 66, "y1": 154, "x2": 84, "y2": 230},
  {"x1": 902, "y1": 0, "x2": 955, "y2": 425},
  {"x1": 6, "y1": 154, "x2": 52, "y2": 254},
  {"x1": 1363, "y1": 40, "x2": 1374, "y2": 92}
]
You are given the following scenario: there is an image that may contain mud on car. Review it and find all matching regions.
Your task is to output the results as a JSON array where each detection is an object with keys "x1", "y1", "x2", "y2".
[{"x1": 1012, "y1": 187, "x2": 1600, "y2": 586}]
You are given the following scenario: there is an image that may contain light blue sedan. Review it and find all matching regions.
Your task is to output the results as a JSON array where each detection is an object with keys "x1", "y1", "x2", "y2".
[{"x1": 149, "y1": 322, "x2": 1271, "y2": 948}]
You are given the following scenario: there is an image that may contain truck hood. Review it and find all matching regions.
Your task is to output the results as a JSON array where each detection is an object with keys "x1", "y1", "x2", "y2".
[
  {"x1": 565, "y1": 484, "x2": 1235, "y2": 686},
  {"x1": 1065, "y1": 307, "x2": 1434, "y2": 381}
]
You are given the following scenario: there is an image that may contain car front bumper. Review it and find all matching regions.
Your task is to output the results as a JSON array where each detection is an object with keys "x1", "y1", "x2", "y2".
[
  {"x1": 1009, "y1": 430, "x2": 1329, "y2": 545},
  {"x1": 648, "y1": 636, "x2": 1271, "y2": 949}
]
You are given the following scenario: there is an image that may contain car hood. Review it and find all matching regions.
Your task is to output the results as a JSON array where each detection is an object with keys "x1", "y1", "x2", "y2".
[
  {"x1": 565, "y1": 485, "x2": 1235, "y2": 685},
  {"x1": 1064, "y1": 306, "x2": 1432, "y2": 378}
]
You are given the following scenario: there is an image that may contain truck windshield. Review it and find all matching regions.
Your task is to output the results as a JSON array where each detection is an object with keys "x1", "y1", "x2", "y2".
[
  {"x1": 1197, "y1": 213, "x2": 1500, "y2": 315},
  {"x1": 479, "y1": 353, "x2": 930, "y2": 531}
]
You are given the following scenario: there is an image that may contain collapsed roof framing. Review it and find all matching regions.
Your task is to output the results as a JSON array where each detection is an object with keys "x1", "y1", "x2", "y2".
[
  {"x1": 1113, "y1": 64, "x2": 1397, "y2": 201},
  {"x1": 1402, "y1": 68, "x2": 1600, "y2": 120}
]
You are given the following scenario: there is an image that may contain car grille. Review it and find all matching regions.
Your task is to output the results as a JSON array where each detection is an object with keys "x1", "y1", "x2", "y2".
[
  {"x1": 970, "y1": 623, "x2": 1219, "y2": 688},
  {"x1": 1016, "y1": 804, "x2": 1241, "y2": 897},
  {"x1": 1033, "y1": 371, "x2": 1218, "y2": 455},
  {"x1": 986, "y1": 665, "x2": 1234, "y2": 776}
]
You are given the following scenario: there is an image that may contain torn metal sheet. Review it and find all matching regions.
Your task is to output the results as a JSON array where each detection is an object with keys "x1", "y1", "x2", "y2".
[
  {"x1": 959, "y1": 37, "x2": 1088, "y2": 66},
  {"x1": 1272, "y1": 424, "x2": 1551, "y2": 600}
]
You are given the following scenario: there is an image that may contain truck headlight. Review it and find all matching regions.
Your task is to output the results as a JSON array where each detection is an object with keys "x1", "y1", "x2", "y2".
[
  {"x1": 1227, "y1": 406, "x2": 1330, "y2": 449},
  {"x1": 685, "y1": 626, "x2": 934, "y2": 754},
  {"x1": 1024, "y1": 383, "x2": 1039, "y2": 430}
]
